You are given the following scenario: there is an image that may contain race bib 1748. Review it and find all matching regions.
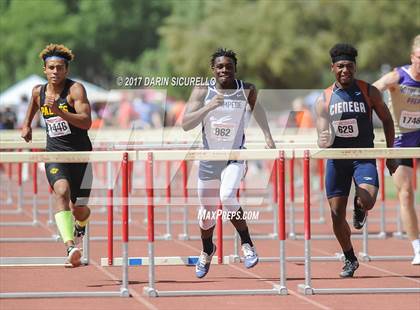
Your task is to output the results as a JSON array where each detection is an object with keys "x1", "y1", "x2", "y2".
[{"x1": 399, "y1": 110, "x2": 420, "y2": 129}]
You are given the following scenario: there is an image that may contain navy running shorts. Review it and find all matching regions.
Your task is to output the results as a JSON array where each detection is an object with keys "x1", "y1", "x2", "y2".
[{"x1": 325, "y1": 159, "x2": 378, "y2": 199}]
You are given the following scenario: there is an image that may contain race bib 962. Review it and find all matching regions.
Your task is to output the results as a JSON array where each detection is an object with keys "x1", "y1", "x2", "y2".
[{"x1": 211, "y1": 122, "x2": 236, "y2": 141}]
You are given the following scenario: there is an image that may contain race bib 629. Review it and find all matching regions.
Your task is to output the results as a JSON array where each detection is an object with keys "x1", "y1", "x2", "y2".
[{"x1": 332, "y1": 118, "x2": 359, "y2": 138}]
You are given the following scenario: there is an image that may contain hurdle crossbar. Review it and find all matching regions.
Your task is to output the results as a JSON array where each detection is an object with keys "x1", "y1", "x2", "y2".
[
  {"x1": 358, "y1": 158, "x2": 417, "y2": 262},
  {"x1": 298, "y1": 149, "x2": 420, "y2": 295},
  {"x1": 142, "y1": 151, "x2": 288, "y2": 297},
  {"x1": 101, "y1": 256, "x2": 231, "y2": 266},
  {"x1": 0, "y1": 151, "x2": 131, "y2": 299}
]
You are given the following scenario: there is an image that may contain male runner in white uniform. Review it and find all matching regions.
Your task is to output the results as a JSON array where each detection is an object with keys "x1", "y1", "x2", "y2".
[{"x1": 182, "y1": 48, "x2": 275, "y2": 278}]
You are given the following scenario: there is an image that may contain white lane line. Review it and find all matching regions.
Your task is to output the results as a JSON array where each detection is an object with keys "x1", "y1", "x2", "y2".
[
  {"x1": 228, "y1": 264, "x2": 331, "y2": 310},
  {"x1": 27, "y1": 209, "x2": 159, "y2": 310},
  {"x1": 148, "y1": 226, "x2": 331, "y2": 310},
  {"x1": 289, "y1": 239, "x2": 420, "y2": 284},
  {"x1": 89, "y1": 259, "x2": 159, "y2": 310}
]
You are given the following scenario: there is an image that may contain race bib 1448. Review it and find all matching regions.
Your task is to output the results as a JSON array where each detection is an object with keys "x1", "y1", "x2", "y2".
[{"x1": 46, "y1": 116, "x2": 71, "y2": 138}]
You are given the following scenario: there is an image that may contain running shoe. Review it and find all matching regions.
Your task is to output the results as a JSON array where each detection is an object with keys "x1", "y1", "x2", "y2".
[
  {"x1": 242, "y1": 243, "x2": 259, "y2": 269},
  {"x1": 412, "y1": 251, "x2": 420, "y2": 265},
  {"x1": 66, "y1": 246, "x2": 82, "y2": 267},
  {"x1": 195, "y1": 245, "x2": 216, "y2": 278},
  {"x1": 340, "y1": 259, "x2": 359, "y2": 278}
]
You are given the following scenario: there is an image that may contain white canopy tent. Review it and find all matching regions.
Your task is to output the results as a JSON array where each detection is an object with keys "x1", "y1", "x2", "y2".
[
  {"x1": 72, "y1": 78, "x2": 119, "y2": 102},
  {"x1": 0, "y1": 75, "x2": 118, "y2": 107},
  {"x1": 0, "y1": 75, "x2": 47, "y2": 107}
]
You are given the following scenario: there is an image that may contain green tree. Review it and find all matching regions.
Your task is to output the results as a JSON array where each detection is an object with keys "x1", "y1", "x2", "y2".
[
  {"x1": 0, "y1": 0, "x2": 171, "y2": 91},
  {"x1": 1, "y1": 0, "x2": 417, "y2": 99},
  {"x1": 145, "y1": 0, "x2": 418, "y2": 96},
  {"x1": 0, "y1": 0, "x2": 77, "y2": 90}
]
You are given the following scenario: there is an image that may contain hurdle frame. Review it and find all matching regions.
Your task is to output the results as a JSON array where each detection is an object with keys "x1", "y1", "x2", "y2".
[
  {"x1": 0, "y1": 150, "x2": 133, "y2": 298},
  {"x1": 298, "y1": 147, "x2": 420, "y2": 295},
  {"x1": 359, "y1": 158, "x2": 418, "y2": 262},
  {"x1": 142, "y1": 150, "x2": 288, "y2": 297},
  {"x1": 287, "y1": 155, "x2": 388, "y2": 242},
  {"x1": 0, "y1": 154, "x2": 39, "y2": 227}
]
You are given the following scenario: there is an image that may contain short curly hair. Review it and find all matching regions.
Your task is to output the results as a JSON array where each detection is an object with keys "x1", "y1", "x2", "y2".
[
  {"x1": 39, "y1": 43, "x2": 74, "y2": 67},
  {"x1": 329, "y1": 43, "x2": 358, "y2": 63}
]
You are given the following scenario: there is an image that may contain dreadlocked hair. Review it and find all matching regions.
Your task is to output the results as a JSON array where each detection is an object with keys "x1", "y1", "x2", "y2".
[{"x1": 211, "y1": 48, "x2": 237, "y2": 68}]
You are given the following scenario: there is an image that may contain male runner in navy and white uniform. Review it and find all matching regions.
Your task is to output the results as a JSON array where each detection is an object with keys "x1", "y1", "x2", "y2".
[
  {"x1": 316, "y1": 43, "x2": 397, "y2": 277},
  {"x1": 182, "y1": 48, "x2": 275, "y2": 278},
  {"x1": 374, "y1": 35, "x2": 420, "y2": 265}
]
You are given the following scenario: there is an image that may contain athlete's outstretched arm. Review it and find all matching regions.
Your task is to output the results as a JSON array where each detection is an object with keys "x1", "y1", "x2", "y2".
[
  {"x1": 370, "y1": 85, "x2": 397, "y2": 173},
  {"x1": 21, "y1": 85, "x2": 41, "y2": 142},
  {"x1": 246, "y1": 84, "x2": 275, "y2": 148},
  {"x1": 182, "y1": 86, "x2": 222, "y2": 131},
  {"x1": 315, "y1": 94, "x2": 332, "y2": 148},
  {"x1": 373, "y1": 70, "x2": 400, "y2": 92},
  {"x1": 370, "y1": 86, "x2": 394, "y2": 147}
]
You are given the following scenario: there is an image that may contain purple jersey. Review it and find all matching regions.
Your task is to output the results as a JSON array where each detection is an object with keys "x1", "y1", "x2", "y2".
[{"x1": 388, "y1": 65, "x2": 420, "y2": 135}]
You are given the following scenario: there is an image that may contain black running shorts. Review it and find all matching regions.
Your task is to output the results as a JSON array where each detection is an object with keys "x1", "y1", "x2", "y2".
[{"x1": 45, "y1": 162, "x2": 92, "y2": 204}]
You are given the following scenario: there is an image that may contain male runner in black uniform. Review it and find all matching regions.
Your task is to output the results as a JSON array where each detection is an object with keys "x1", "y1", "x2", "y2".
[{"x1": 21, "y1": 44, "x2": 92, "y2": 267}]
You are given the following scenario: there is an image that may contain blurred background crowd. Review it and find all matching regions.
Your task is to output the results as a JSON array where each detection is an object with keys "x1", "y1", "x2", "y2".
[{"x1": 0, "y1": 0, "x2": 417, "y2": 132}]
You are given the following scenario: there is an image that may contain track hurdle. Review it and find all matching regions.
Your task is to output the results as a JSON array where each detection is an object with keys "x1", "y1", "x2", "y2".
[
  {"x1": 164, "y1": 160, "x2": 172, "y2": 239},
  {"x1": 107, "y1": 161, "x2": 114, "y2": 266},
  {"x1": 120, "y1": 143, "x2": 279, "y2": 242},
  {"x1": 359, "y1": 157, "x2": 418, "y2": 262},
  {"x1": 287, "y1": 156, "x2": 333, "y2": 240},
  {"x1": 6, "y1": 161, "x2": 13, "y2": 205},
  {"x1": 289, "y1": 155, "x2": 389, "y2": 241},
  {"x1": 0, "y1": 150, "x2": 132, "y2": 298},
  {"x1": 288, "y1": 152, "x2": 297, "y2": 239},
  {"x1": 0, "y1": 150, "x2": 60, "y2": 243},
  {"x1": 298, "y1": 147, "x2": 420, "y2": 295},
  {"x1": 142, "y1": 149, "x2": 287, "y2": 297},
  {"x1": 115, "y1": 143, "x2": 195, "y2": 241},
  {"x1": 178, "y1": 160, "x2": 190, "y2": 240},
  {"x1": 0, "y1": 149, "x2": 39, "y2": 227},
  {"x1": 116, "y1": 142, "x2": 308, "y2": 240},
  {"x1": 0, "y1": 160, "x2": 24, "y2": 215},
  {"x1": 180, "y1": 157, "x2": 280, "y2": 241}
]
